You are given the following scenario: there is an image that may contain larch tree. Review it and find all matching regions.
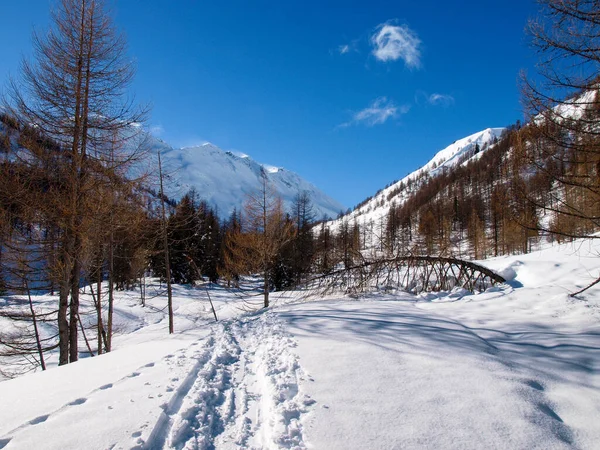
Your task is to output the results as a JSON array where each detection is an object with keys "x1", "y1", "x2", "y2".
[
  {"x1": 224, "y1": 173, "x2": 293, "y2": 307},
  {"x1": 520, "y1": 0, "x2": 600, "y2": 240},
  {"x1": 5, "y1": 0, "x2": 147, "y2": 364},
  {"x1": 289, "y1": 191, "x2": 316, "y2": 283}
]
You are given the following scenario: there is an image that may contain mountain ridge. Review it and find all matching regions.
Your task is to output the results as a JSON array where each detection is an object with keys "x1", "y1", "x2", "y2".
[
  {"x1": 147, "y1": 136, "x2": 346, "y2": 220},
  {"x1": 327, "y1": 127, "x2": 505, "y2": 231}
]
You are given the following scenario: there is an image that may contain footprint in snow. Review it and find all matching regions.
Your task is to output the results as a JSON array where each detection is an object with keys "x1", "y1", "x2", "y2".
[
  {"x1": 29, "y1": 414, "x2": 50, "y2": 425},
  {"x1": 524, "y1": 380, "x2": 544, "y2": 391},
  {"x1": 99, "y1": 383, "x2": 113, "y2": 390},
  {"x1": 303, "y1": 397, "x2": 317, "y2": 406},
  {"x1": 537, "y1": 403, "x2": 563, "y2": 422},
  {"x1": 68, "y1": 398, "x2": 87, "y2": 406}
]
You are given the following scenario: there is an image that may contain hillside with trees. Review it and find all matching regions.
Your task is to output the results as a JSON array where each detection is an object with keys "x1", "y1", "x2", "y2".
[
  {"x1": 0, "y1": 1, "x2": 599, "y2": 449},
  {"x1": 2, "y1": 0, "x2": 600, "y2": 374}
]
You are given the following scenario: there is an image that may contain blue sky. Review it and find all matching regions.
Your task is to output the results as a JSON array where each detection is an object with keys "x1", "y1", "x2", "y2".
[{"x1": 0, "y1": 0, "x2": 541, "y2": 209}]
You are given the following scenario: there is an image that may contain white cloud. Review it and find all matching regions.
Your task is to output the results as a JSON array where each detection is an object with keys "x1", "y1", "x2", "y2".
[
  {"x1": 338, "y1": 44, "x2": 350, "y2": 54},
  {"x1": 415, "y1": 91, "x2": 455, "y2": 107},
  {"x1": 336, "y1": 39, "x2": 361, "y2": 55},
  {"x1": 370, "y1": 22, "x2": 422, "y2": 68},
  {"x1": 428, "y1": 93, "x2": 454, "y2": 106},
  {"x1": 149, "y1": 124, "x2": 165, "y2": 136},
  {"x1": 340, "y1": 97, "x2": 410, "y2": 128}
]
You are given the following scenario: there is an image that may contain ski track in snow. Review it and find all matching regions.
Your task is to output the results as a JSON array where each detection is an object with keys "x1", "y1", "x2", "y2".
[
  {"x1": 140, "y1": 312, "x2": 314, "y2": 450},
  {"x1": 1, "y1": 240, "x2": 599, "y2": 449},
  {"x1": 0, "y1": 359, "x2": 169, "y2": 449}
]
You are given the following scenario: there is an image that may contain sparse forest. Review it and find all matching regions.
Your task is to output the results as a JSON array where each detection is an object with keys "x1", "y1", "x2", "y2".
[
  {"x1": 1, "y1": 0, "x2": 600, "y2": 376},
  {"x1": 0, "y1": 1, "x2": 600, "y2": 449}
]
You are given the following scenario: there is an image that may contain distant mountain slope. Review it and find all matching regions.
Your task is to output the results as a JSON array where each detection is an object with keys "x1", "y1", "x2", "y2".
[
  {"x1": 327, "y1": 127, "x2": 504, "y2": 230},
  {"x1": 148, "y1": 137, "x2": 345, "y2": 220}
]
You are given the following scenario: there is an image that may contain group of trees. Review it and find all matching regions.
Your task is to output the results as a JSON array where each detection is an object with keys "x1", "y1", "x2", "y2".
[
  {"x1": 341, "y1": 0, "x2": 600, "y2": 266},
  {"x1": 379, "y1": 129, "x2": 543, "y2": 259},
  {"x1": 0, "y1": 0, "x2": 152, "y2": 372},
  {"x1": 149, "y1": 190, "x2": 222, "y2": 286},
  {"x1": 1, "y1": 0, "x2": 600, "y2": 375}
]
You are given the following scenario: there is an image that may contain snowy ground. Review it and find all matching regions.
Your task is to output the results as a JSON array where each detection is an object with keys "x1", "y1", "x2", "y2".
[{"x1": 0, "y1": 240, "x2": 599, "y2": 449}]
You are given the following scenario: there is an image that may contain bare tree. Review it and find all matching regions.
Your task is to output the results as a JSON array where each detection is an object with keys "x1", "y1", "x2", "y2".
[
  {"x1": 223, "y1": 173, "x2": 293, "y2": 307},
  {"x1": 158, "y1": 151, "x2": 174, "y2": 333},
  {"x1": 4, "y1": 0, "x2": 147, "y2": 364},
  {"x1": 517, "y1": 0, "x2": 600, "y2": 294},
  {"x1": 520, "y1": 0, "x2": 600, "y2": 240}
]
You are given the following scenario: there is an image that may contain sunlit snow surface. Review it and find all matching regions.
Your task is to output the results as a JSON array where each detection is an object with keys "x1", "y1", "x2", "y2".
[
  {"x1": 0, "y1": 239, "x2": 599, "y2": 449},
  {"x1": 147, "y1": 136, "x2": 345, "y2": 220}
]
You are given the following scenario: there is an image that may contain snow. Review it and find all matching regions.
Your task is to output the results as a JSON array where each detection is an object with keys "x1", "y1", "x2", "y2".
[
  {"x1": 262, "y1": 165, "x2": 281, "y2": 174},
  {"x1": 1, "y1": 239, "x2": 600, "y2": 449},
  {"x1": 143, "y1": 136, "x2": 345, "y2": 220},
  {"x1": 427, "y1": 127, "x2": 504, "y2": 175},
  {"x1": 325, "y1": 127, "x2": 504, "y2": 234},
  {"x1": 537, "y1": 89, "x2": 598, "y2": 124}
]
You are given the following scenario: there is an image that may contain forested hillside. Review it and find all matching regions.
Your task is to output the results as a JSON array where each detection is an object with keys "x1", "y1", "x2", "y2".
[
  {"x1": 0, "y1": 0, "x2": 599, "y2": 382},
  {"x1": 320, "y1": 86, "x2": 600, "y2": 265}
]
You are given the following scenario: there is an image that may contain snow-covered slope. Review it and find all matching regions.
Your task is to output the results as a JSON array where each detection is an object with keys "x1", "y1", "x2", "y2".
[
  {"x1": 147, "y1": 136, "x2": 345, "y2": 220},
  {"x1": 425, "y1": 127, "x2": 504, "y2": 176},
  {"x1": 1, "y1": 117, "x2": 345, "y2": 220},
  {"x1": 328, "y1": 127, "x2": 504, "y2": 230},
  {"x1": 0, "y1": 239, "x2": 599, "y2": 449}
]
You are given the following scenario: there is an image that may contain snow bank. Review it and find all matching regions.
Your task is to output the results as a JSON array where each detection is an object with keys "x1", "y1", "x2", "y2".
[{"x1": 0, "y1": 239, "x2": 599, "y2": 449}]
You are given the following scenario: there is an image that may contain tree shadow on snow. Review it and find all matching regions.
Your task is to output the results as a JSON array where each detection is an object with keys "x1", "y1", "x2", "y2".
[{"x1": 279, "y1": 304, "x2": 599, "y2": 387}]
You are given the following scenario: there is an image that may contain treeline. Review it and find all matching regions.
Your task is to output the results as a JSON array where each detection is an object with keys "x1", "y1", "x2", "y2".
[
  {"x1": 321, "y1": 90, "x2": 600, "y2": 264},
  {"x1": 383, "y1": 126, "x2": 541, "y2": 259},
  {"x1": 1, "y1": 107, "x2": 349, "y2": 373}
]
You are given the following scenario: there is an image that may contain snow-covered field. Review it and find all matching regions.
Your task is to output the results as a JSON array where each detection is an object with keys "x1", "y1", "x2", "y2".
[{"x1": 1, "y1": 239, "x2": 599, "y2": 449}]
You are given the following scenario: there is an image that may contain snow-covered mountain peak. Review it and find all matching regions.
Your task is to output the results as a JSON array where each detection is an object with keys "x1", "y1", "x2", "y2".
[
  {"x1": 262, "y1": 164, "x2": 282, "y2": 174},
  {"x1": 230, "y1": 150, "x2": 249, "y2": 159},
  {"x1": 426, "y1": 127, "x2": 504, "y2": 175},
  {"x1": 327, "y1": 127, "x2": 505, "y2": 230},
  {"x1": 152, "y1": 136, "x2": 344, "y2": 219}
]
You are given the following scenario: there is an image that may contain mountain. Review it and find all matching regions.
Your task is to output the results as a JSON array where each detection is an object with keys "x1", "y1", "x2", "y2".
[
  {"x1": 146, "y1": 136, "x2": 345, "y2": 220},
  {"x1": 327, "y1": 127, "x2": 505, "y2": 231},
  {"x1": 0, "y1": 116, "x2": 345, "y2": 220}
]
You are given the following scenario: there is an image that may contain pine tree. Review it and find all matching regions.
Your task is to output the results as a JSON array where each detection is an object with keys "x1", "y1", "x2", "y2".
[{"x1": 289, "y1": 191, "x2": 316, "y2": 283}]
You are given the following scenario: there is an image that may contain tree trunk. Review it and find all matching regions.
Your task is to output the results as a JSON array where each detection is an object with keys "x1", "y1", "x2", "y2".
[
  {"x1": 58, "y1": 231, "x2": 74, "y2": 366},
  {"x1": 158, "y1": 151, "x2": 174, "y2": 334},
  {"x1": 96, "y1": 265, "x2": 103, "y2": 355},
  {"x1": 263, "y1": 271, "x2": 269, "y2": 308},
  {"x1": 107, "y1": 228, "x2": 114, "y2": 352},
  {"x1": 69, "y1": 254, "x2": 81, "y2": 363},
  {"x1": 26, "y1": 280, "x2": 46, "y2": 371}
]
